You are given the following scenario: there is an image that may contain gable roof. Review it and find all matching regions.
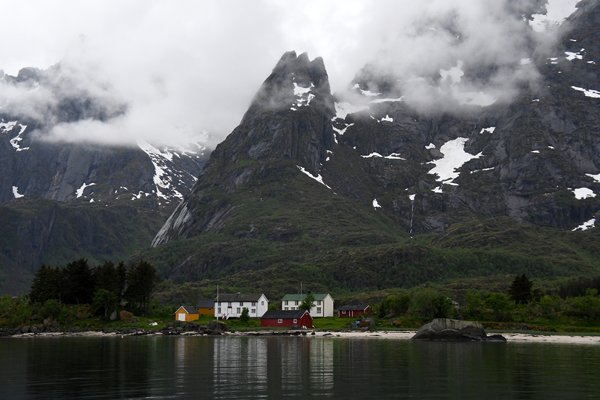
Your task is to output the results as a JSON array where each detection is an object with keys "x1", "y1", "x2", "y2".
[
  {"x1": 339, "y1": 304, "x2": 369, "y2": 311},
  {"x1": 197, "y1": 300, "x2": 214, "y2": 309},
  {"x1": 216, "y1": 293, "x2": 266, "y2": 302},
  {"x1": 282, "y1": 293, "x2": 331, "y2": 301},
  {"x1": 261, "y1": 310, "x2": 311, "y2": 319},
  {"x1": 175, "y1": 305, "x2": 198, "y2": 314}
]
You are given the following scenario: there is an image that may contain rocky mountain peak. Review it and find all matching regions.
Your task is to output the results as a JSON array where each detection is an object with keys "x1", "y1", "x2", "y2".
[
  {"x1": 242, "y1": 51, "x2": 334, "y2": 122},
  {"x1": 153, "y1": 51, "x2": 338, "y2": 245}
]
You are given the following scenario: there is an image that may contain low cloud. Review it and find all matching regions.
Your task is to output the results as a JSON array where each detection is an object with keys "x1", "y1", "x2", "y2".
[{"x1": 0, "y1": 0, "x2": 579, "y2": 147}]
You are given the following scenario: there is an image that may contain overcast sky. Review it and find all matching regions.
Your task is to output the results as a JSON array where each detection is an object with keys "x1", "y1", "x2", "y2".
[{"x1": 0, "y1": 0, "x2": 580, "y2": 148}]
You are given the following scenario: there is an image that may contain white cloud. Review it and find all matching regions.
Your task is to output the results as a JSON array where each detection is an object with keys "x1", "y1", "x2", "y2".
[{"x1": 0, "y1": 0, "x2": 577, "y2": 147}]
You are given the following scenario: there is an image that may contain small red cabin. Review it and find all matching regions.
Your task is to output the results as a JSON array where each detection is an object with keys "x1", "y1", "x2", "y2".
[
  {"x1": 260, "y1": 310, "x2": 313, "y2": 328},
  {"x1": 339, "y1": 304, "x2": 371, "y2": 318}
]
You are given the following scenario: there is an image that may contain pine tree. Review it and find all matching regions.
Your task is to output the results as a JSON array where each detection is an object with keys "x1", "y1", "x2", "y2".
[
  {"x1": 29, "y1": 265, "x2": 62, "y2": 304},
  {"x1": 509, "y1": 274, "x2": 533, "y2": 304},
  {"x1": 124, "y1": 261, "x2": 157, "y2": 315}
]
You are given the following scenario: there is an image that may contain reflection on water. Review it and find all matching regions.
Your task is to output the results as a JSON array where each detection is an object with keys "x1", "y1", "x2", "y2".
[{"x1": 0, "y1": 336, "x2": 599, "y2": 399}]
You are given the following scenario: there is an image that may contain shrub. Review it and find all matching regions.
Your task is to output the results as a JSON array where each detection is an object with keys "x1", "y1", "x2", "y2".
[
  {"x1": 409, "y1": 288, "x2": 453, "y2": 320},
  {"x1": 565, "y1": 289, "x2": 600, "y2": 319},
  {"x1": 378, "y1": 293, "x2": 411, "y2": 318},
  {"x1": 41, "y1": 299, "x2": 63, "y2": 319}
]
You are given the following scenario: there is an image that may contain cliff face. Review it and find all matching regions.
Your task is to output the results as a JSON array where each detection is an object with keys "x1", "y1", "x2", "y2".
[
  {"x1": 157, "y1": 3, "x2": 600, "y2": 246},
  {"x1": 147, "y1": 3, "x2": 600, "y2": 291},
  {"x1": 0, "y1": 65, "x2": 209, "y2": 294},
  {"x1": 153, "y1": 51, "x2": 338, "y2": 245}
]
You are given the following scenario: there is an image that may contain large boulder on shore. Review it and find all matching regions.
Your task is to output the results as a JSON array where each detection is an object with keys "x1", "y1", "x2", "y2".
[{"x1": 411, "y1": 318, "x2": 506, "y2": 342}]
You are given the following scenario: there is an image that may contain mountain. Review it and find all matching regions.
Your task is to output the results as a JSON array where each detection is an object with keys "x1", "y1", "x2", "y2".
[
  {"x1": 0, "y1": 65, "x2": 209, "y2": 294},
  {"x1": 147, "y1": 1, "x2": 600, "y2": 295}
]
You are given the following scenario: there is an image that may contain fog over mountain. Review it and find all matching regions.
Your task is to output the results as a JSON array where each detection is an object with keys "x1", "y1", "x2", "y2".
[{"x1": 0, "y1": 0, "x2": 580, "y2": 148}]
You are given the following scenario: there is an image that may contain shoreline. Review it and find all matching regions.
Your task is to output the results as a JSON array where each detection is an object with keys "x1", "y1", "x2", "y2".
[{"x1": 5, "y1": 330, "x2": 600, "y2": 344}]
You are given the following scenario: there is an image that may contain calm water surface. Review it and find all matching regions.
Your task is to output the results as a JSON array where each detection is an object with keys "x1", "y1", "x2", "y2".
[{"x1": 1, "y1": 335, "x2": 599, "y2": 399}]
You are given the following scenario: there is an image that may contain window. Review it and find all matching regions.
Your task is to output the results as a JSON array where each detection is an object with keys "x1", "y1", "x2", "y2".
[
  {"x1": 317, "y1": 307, "x2": 322, "y2": 314},
  {"x1": 277, "y1": 319, "x2": 283, "y2": 324},
  {"x1": 252, "y1": 302, "x2": 257, "y2": 306},
  {"x1": 218, "y1": 308, "x2": 221, "y2": 314},
  {"x1": 295, "y1": 300, "x2": 299, "y2": 305},
  {"x1": 317, "y1": 300, "x2": 321, "y2": 305},
  {"x1": 261, "y1": 301, "x2": 264, "y2": 305},
  {"x1": 284, "y1": 307, "x2": 288, "y2": 310},
  {"x1": 251, "y1": 309, "x2": 256, "y2": 314},
  {"x1": 284, "y1": 300, "x2": 288, "y2": 305},
  {"x1": 236, "y1": 307, "x2": 241, "y2": 314},
  {"x1": 293, "y1": 319, "x2": 298, "y2": 323}
]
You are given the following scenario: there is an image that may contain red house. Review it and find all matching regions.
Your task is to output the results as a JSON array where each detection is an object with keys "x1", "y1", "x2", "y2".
[
  {"x1": 260, "y1": 310, "x2": 313, "y2": 328},
  {"x1": 339, "y1": 304, "x2": 371, "y2": 318}
]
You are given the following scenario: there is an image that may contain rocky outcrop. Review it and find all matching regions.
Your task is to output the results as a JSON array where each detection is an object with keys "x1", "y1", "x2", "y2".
[
  {"x1": 411, "y1": 318, "x2": 506, "y2": 342},
  {"x1": 0, "y1": 65, "x2": 208, "y2": 206},
  {"x1": 153, "y1": 51, "x2": 338, "y2": 245}
]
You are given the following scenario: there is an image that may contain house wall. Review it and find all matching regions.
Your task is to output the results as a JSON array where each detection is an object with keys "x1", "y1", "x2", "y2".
[
  {"x1": 310, "y1": 295, "x2": 334, "y2": 317},
  {"x1": 281, "y1": 300, "x2": 301, "y2": 311},
  {"x1": 214, "y1": 295, "x2": 268, "y2": 318},
  {"x1": 281, "y1": 295, "x2": 334, "y2": 318},
  {"x1": 323, "y1": 295, "x2": 334, "y2": 317},
  {"x1": 198, "y1": 308, "x2": 214, "y2": 317},
  {"x1": 340, "y1": 306, "x2": 371, "y2": 318},
  {"x1": 175, "y1": 307, "x2": 199, "y2": 322},
  {"x1": 340, "y1": 309, "x2": 364, "y2": 318}
]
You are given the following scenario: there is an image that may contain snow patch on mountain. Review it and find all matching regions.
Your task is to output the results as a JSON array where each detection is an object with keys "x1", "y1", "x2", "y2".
[
  {"x1": 586, "y1": 173, "x2": 600, "y2": 183},
  {"x1": 361, "y1": 152, "x2": 406, "y2": 160},
  {"x1": 571, "y1": 86, "x2": 600, "y2": 99},
  {"x1": 138, "y1": 140, "x2": 184, "y2": 201},
  {"x1": 565, "y1": 50, "x2": 585, "y2": 61},
  {"x1": 573, "y1": 218, "x2": 596, "y2": 232},
  {"x1": 332, "y1": 122, "x2": 354, "y2": 136},
  {"x1": 131, "y1": 191, "x2": 150, "y2": 200},
  {"x1": 428, "y1": 137, "x2": 482, "y2": 192},
  {"x1": 12, "y1": 186, "x2": 24, "y2": 199},
  {"x1": 572, "y1": 188, "x2": 596, "y2": 200},
  {"x1": 9, "y1": 124, "x2": 29, "y2": 151},
  {"x1": 297, "y1": 165, "x2": 331, "y2": 190},
  {"x1": 291, "y1": 81, "x2": 315, "y2": 109},
  {"x1": 0, "y1": 121, "x2": 17, "y2": 133},
  {"x1": 480, "y1": 127, "x2": 496, "y2": 134},
  {"x1": 76, "y1": 182, "x2": 96, "y2": 198},
  {"x1": 362, "y1": 152, "x2": 384, "y2": 159}
]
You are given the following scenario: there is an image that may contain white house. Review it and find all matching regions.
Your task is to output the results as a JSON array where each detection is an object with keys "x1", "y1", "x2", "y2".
[
  {"x1": 215, "y1": 293, "x2": 268, "y2": 319},
  {"x1": 281, "y1": 293, "x2": 334, "y2": 317}
]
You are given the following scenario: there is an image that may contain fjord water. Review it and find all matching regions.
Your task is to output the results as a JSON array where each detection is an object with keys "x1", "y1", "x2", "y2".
[{"x1": 1, "y1": 336, "x2": 599, "y2": 399}]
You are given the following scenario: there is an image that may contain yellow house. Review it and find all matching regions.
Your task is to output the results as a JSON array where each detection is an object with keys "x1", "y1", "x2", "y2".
[
  {"x1": 197, "y1": 300, "x2": 215, "y2": 317},
  {"x1": 175, "y1": 305, "x2": 199, "y2": 322}
]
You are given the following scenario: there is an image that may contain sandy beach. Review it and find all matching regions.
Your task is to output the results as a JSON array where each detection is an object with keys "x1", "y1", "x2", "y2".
[
  {"x1": 282, "y1": 330, "x2": 600, "y2": 345},
  {"x1": 8, "y1": 330, "x2": 600, "y2": 345}
]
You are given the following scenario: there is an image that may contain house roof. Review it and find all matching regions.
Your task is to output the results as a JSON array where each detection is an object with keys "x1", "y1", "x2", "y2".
[
  {"x1": 216, "y1": 293, "x2": 266, "y2": 302},
  {"x1": 175, "y1": 305, "x2": 198, "y2": 314},
  {"x1": 261, "y1": 310, "x2": 311, "y2": 319},
  {"x1": 282, "y1": 293, "x2": 331, "y2": 301},
  {"x1": 197, "y1": 300, "x2": 214, "y2": 309},
  {"x1": 339, "y1": 304, "x2": 369, "y2": 311}
]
